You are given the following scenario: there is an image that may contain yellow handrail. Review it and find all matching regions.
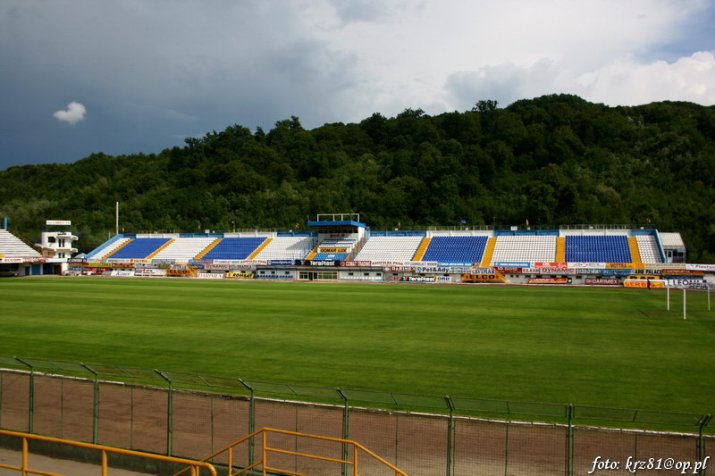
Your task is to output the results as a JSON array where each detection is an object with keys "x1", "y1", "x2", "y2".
[
  {"x1": 0, "y1": 429, "x2": 217, "y2": 476},
  {"x1": 177, "y1": 427, "x2": 408, "y2": 476}
]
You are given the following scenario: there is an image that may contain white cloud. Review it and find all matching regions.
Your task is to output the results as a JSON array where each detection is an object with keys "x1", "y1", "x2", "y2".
[
  {"x1": 576, "y1": 51, "x2": 715, "y2": 106},
  {"x1": 53, "y1": 101, "x2": 86, "y2": 125}
]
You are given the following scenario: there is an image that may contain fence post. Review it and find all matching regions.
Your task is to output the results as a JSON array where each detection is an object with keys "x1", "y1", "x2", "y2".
[
  {"x1": 337, "y1": 388, "x2": 349, "y2": 476},
  {"x1": 14, "y1": 358, "x2": 33, "y2": 433},
  {"x1": 81, "y1": 363, "x2": 99, "y2": 444},
  {"x1": 697, "y1": 414, "x2": 712, "y2": 476},
  {"x1": 566, "y1": 404, "x2": 574, "y2": 476},
  {"x1": 444, "y1": 396, "x2": 455, "y2": 476},
  {"x1": 155, "y1": 370, "x2": 173, "y2": 456},
  {"x1": 239, "y1": 379, "x2": 255, "y2": 467}
]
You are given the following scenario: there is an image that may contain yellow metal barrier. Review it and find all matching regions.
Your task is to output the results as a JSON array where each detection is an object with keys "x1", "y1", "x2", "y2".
[
  {"x1": 0, "y1": 429, "x2": 217, "y2": 476},
  {"x1": 177, "y1": 427, "x2": 408, "y2": 476}
]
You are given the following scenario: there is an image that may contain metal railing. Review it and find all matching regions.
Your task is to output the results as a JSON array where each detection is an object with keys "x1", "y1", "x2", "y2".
[
  {"x1": 0, "y1": 428, "x2": 217, "y2": 476},
  {"x1": 175, "y1": 427, "x2": 407, "y2": 476},
  {"x1": 0, "y1": 358, "x2": 713, "y2": 476}
]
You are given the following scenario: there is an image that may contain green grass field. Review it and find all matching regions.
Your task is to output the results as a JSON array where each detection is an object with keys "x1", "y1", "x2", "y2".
[{"x1": 1, "y1": 277, "x2": 713, "y2": 415}]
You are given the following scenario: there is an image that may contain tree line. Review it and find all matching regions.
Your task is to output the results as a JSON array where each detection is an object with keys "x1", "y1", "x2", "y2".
[{"x1": 1, "y1": 94, "x2": 713, "y2": 261}]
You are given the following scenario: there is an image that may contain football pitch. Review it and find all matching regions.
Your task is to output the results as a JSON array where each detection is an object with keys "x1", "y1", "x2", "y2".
[{"x1": 0, "y1": 277, "x2": 713, "y2": 415}]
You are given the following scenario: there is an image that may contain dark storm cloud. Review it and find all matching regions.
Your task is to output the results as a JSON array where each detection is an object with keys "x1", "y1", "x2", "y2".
[
  {"x1": 0, "y1": 1, "x2": 361, "y2": 169},
  {"x1": 1, "y1": 0, "x2": 714, "y2": 171}
]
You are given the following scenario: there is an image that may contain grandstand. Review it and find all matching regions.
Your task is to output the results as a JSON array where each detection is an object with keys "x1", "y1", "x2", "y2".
[
  {"x1": 421, "y1": 235, "x2": 489, "y2": 265},
  {"x1": 201, "y1": 236, "x2": 267, "y2": 261},
  {"x1": 70, "y1": 223, "x2": 702, "y2": 286},
  {"x1": 81, "y1": 227, "x2": 675, "y2": 268},
  {"x1": 563, "y1": 234, "x2": 631, "y2": 263},
  {"x1": 354, "y1": 234, "x2": 423, "y2": 262},
  {"x1": 150, "y1": 236, "x2": 217, "y2": 262},
  {"x1": 108, "y1": 237, "x2": 173, "y2": 260},
  {"x1": 252, "y1": 234, "x2": 315, "y2": 261},
  {"x1": 0, "y1": 229, "x2": 42, "y2": 259},
  {"x1": 489, "y1": 233, "x2": 558, "y2": 265},
  {"x1": 0, "y1": 228, "x2": 44, "y2": 276}
]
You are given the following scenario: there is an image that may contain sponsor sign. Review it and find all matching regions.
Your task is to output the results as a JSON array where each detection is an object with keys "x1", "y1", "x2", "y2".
[
  {"x1": 401, "y1": 276, "x2": 437, "y2": 283},
  {"x1": 606, "y1": 263, "x2": 632, "y2": 269},
  {"x1": 534, "y1": 262, "x2": 568, "y2": 269},
  {"x1": 340, "y1": 260, "x2": 373, "y2": 268},
  {"x1": 601, "y1": 269, "x2": 632, "y2": 276},
  {"x1": 528, "y1": 277, "x2": 570, "y2": 284},
  {"x1": 568, "y1": 262, "x2": 607, "y2": 269},
  {"x1": 46, "y1": 220, "x2": 72, "y2": 226},
  {"x1": 310, "y1": 260, "x2": 337, "y2": 267},
  {"x1": 494, "y1": 267, "x2": 523, "y2": 274},
  {"x1": 320, "y1": 247, "x2": 347, "y2": 253},
  {"x1": 462, "y1": 273, "x2": 507, "y2": 283},
  {"x1": 414, "y1": 266, "x2": 453, "y2": 274},
  {"x1": 523, "y1": 267, "x2": 576, "y2": 274},
  {"x1": 585, "y1": 278, "x2": 621, "y2": 286},
  {"x1": 624, "y1": 281, "x2": 664, "y2": 289},
  {"x1": 204, "y1": 263, "x2": 230, "y2": 271},
  {"x1": 226, "y1": 271, "x2": 254, "y2": 279},
  {"x1": 112, "y1": 270, "x2": 135, "y2": 277},
  {"x1": 268, "y1": 260, "x2": 293, "y2": 266},
  {"x1": 687, "y1": 263, "x2": 715, "y2": 272},
  {"x1": 665, "y1": 278, "x2": 707, "y2": 289},
  {"x1": 198, "y1": 272, "x2": 224, "y2": 280},
  {"x1": 494, "y1": 262, "x2": 531, "y2": 268},
  {"x1": 135, "y1": 268, "x2": 167, "y2": 277},
  {"x1": 467, "y1": 268, "x2": 497, "y2": 275},
  {"x1": 0, "y1": 257, "x2": 23, "y2": 263}
]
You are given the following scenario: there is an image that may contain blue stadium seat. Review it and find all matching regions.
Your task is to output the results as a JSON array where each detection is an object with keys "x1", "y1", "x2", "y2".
[
  {"x1": 110, "y1": 238, "x2": 172, "y2": 260},
  {"x1": 201, "y1": 237, "x2": 266, "y2": 260},
  {"x1": 564, "y1": 236, "x2": 631, "y2": 263},
  {"x1": 313, "y1": 252, "x2": 348, "y2": 261},
  {"x1": 421, "y1": 236, "x2": 488, "y2": 264}
]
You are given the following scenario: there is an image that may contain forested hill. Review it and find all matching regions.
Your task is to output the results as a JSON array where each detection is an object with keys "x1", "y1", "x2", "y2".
[{"x1": 1, "y1": 95, "x2": 714, "y2": 261}]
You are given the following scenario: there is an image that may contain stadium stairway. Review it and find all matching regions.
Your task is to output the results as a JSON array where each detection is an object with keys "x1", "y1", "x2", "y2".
[
  {"x1": 305, "y1": 245, "x2": 319, "y2": 261},
  {"x1": 628, "y1": 237, "x2": 643, "y2": 267},
  {"x1": 412, "y1": 237, "x2": 431, "y2": 261},
  {"x1": 480, "y1": 237, "x2": 496, "y2": 267},
  {"x1": 555, "y1": 236, "x2": 566, "y2": 263},
  {"x1": 246, "y1": 237, "x2": 272, "y2": 260},
  {"x1": 194, "y1": 238, "x2": 222, "y2": 260},
  {"x1": 146, "y1": 238, "x2": 176, "y2": 260},
  {"x1": 103, "y1": 239, "x2": 132, "y2": 260}
]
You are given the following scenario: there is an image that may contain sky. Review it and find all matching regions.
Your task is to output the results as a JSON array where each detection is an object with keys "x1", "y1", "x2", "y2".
[{"x1": 1, "y1": 0, "x2": 714, "y2": 170}]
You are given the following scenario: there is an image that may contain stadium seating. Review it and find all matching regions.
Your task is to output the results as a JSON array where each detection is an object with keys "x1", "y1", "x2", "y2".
[
  {"x1": 150, "y1": 237, "x2": 218, "y2": 262},
  {"x1": 201, "y1": 237, "x2": 266, "y2": 260},
  {"x1": 421, "y1": 236, "x2": 488, "y2": 264},
  {"x1": 109, "y1": 238, "x2": 173, "y2": 260},
  {"x1": 0, "y1": 229, "x2": 42, "y2": 258},
  {"x1": 252, "y1": 236, "x2": 315, "y2": 261},
  {"x1": 354, "y1": 236, "x2": 423, "y2": 262},
  {"x1": 490, "y1": 236, "x2": 557, "y2": 264},
  {"x1": 313, "y1": 252, "x2": 349, "y2": 261},
  {"x1": 635, "y1": 235, "x2": 662, "y2": 263},
  {"x1": 564, "y1": 235, "x2": 631, "y2": 263}
]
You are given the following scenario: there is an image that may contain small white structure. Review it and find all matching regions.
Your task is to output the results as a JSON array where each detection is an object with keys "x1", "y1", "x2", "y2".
[{"x1": 38, "y1": 220, "x2": 78, "y2": 259}]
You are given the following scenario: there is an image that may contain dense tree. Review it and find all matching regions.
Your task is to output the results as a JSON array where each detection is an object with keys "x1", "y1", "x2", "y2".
[{"x1": 0, "y1": 95, "x2": 713, "y2": 261}]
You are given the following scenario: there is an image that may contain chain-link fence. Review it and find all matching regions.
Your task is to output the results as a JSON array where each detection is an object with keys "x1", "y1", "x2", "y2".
[{"x1": 0, "y1": 356, "x2": 712, "y2": 475}]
